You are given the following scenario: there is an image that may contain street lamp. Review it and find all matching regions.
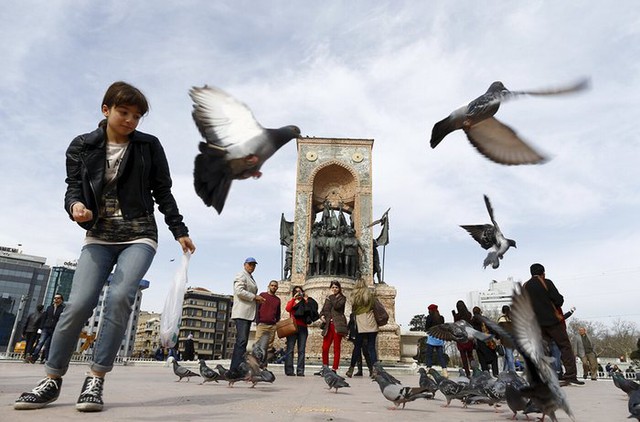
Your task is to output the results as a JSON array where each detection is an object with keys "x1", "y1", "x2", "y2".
[{"x1": 5, "y1": 295, "x2": 28, "y2": 357}]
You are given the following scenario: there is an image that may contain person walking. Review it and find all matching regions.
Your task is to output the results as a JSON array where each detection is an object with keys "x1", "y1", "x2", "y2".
[
  {"x1": 284, "y1": 286, "x2": 309, "y2": 376},
  {"x1": 471, "y1": 306, "x2": 499, "y2": 377},
  {"x1": 524, "y1": 263, "x2": 584, "y2": 386},
  {"x1": 22, "y1": 304, "x2": 45, "y2": 361},
  {"x1": 345, "y1": 279, "x2": 380, "y2": 378},
  {"x1": 497, "y1": 305, "x2": 516, "y2": 372},
  {"x1": 182, "y1": 334, "x2": 195, "y2": 361},
  {"x1": 255, "y1": 280, "x2": 281, "y2": 357},
  {"x1": 28, "y1": 295, "x2": 66, "y2": 364},
  {"x1": 451, "y1": 300, "x2": 475, "y2": 377},
  {"x1": 15, "y1": 81, "x2": 196, "y2": 412},
  {"x1": 227, "y1": 257, "x2": 265, "y2": 380},
  {"x1": 319, "y1": 280, "x2": 348, "y2": 373},
  {"x1": 572, "y1": 327, "x2": 599, "y2": 381},
  {"x1": 425, "y1": 304, "x2": 447, "y2": 374}
]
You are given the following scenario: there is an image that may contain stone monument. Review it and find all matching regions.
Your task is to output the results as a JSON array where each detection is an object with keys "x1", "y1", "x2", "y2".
[{"x1": 276, "y1": 137, "x2": 400, "y2": 363}]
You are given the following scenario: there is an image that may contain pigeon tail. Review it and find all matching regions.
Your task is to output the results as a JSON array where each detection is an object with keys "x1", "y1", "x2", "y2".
[{"x1": 483, "y1": 252, "x2": 500, "y2": 269}]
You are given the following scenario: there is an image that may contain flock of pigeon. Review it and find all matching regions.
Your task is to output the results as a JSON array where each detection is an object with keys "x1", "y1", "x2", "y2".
[
  {"x1": 167, "y1": 289, "x2": 639, "y2": 419},
  {"x1": 188, "y1": 78, "x2": 588, "y2": 270}
]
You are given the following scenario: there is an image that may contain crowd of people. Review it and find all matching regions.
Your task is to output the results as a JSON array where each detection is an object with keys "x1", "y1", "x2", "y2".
[{"x1": 420, "y1": 263, "x2": 602, "y2": 387}]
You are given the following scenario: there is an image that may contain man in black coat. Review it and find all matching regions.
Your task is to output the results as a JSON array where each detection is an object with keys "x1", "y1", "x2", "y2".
[
  {"x1": 22, "y1": 304, "x2": 45, "y2": 360},
  {"x1": 523, "y1": 263, "x2": 584, "y2": 385},
  {"x1": 27, "y1": 294, "x2": 65, "y2": 364}
]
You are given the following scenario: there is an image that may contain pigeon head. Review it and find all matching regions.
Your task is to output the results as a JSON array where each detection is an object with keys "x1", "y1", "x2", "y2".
[
  {"x1": 487, "y1": 81, "x2": 509, "y2": 94},
  {"x1": 509, "y1": 239, "x2": 517, "y2": 248}
]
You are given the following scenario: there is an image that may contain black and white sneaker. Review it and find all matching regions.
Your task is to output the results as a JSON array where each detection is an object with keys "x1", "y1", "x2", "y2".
[
  {"x1": 14, "y1": 377, "x2": 62, "y2": 410},
  {"x1": 76, "y1": 375, "x2": 104, "y2": 412}
]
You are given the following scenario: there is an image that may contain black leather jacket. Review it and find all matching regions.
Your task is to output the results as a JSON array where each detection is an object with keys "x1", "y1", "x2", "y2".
[{"x1": 64, "y1": 127, "x2": 189, "y2": 239}]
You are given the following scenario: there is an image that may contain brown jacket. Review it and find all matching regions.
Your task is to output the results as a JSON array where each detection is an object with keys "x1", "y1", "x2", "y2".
[{"x1": 321, "y1": 294, "x2": 348, "y2": 335}]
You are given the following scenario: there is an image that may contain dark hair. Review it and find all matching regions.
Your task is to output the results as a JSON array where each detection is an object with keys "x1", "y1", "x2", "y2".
[
  {"x1": 530, "y1": 263, "x2": 545, "y2": 276},
  {"x1": 99, "y1": 81, "x2": 149, "y2": 128},
  {"x1": 54, "y1": 294, "x2": 64, "y2": 300},
  {"x1": 292, "y1": 286, "x2": 304, "y2": 297},
  {"x1": 502, "y1": 305, "x2": 511, "y2": 316},
  {"x1": 329, "y1": 280, "x2": 342, "y2": 294},
  {"x1": 36, "y1": 304, "x2": 44, "y2": 311},
  {"x1": 472, "y1": 306, "x2": 482, "y2": 315},
  {"x1": 455, "y1": 300, "x2": 472, "y2": 322}
]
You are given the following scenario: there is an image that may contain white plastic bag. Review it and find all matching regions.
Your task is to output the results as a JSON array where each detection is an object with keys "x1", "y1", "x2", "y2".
[{"x1": 160, "y1": 252, "x2": 190, "y2": 348}]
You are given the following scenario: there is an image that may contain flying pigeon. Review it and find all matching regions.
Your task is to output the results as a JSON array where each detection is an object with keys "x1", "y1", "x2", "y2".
[
  {"x1": 168, "y1": 356, "x2": 200, "y2": 382},
  {"x1": 430, "y1": 78, "x2": 589, "y2": 165},
  {"x1": 372, "y1": 371, "x2": 433, "y2": 410},
  {"x1": 189, "y1": 85, "x2": 301, "y2": 214},
  {"x1": 461, "y1": 194, "x2": 516, "y2": 269},
  {"x1": 319, "y1": 366, "x2": 350, "y2": 393},
  {"x1": 477, "y1": 284, "x2": 575, "y2": 422},
  {"x1": 198, "y1": 359, "x2": 220, "y2": 384},
  {"x1": 629, "y1": 389, "x2": 640, "y2": 420},
  {"x1": 428, "y1": 319, "x2": 494, "y2": 343}
]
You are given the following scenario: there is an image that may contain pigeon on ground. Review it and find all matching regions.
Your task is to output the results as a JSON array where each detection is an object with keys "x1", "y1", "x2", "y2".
[
  {"x1": 629, "y1": 389, "x2": 640, "y2": 420},
  {"x1": 505, "y1": 382, "x2": 542, "y2": 420},
  {"x1": 189, "y1": 85, "x2": 301, "y2": 214},
  {"x1": 215, "y1": 364, "x2": 229, "y2": 380},
  {"x1": 428, "y1": 319, "x2": 494, "y2": 343},
  {"x1": 373, "y1": 362, "x2": 402, "y2": 385},
  {"x1": 428, "y1": 367, "x2": 467, "y2": 407},
  {"x1": 319, "y1": 366, "x2": 350, "y2": 393},
  {"x1": 198, "y1": 359, "x2": 220, "y2": 384},
  {"x1": 429, "y1": 78, "x2": 589, "y2": 165},
  {"x1": 417, "y1": 367, "x2": 439, "y2": 396},
  {"x1": 244, "y1": 332, "x2": 276, "y2": 387},
  {"x1": 477, "y1": 284, "x2": 575, "y2": 422},
  {"x1": 461, "y1": 194, "x2": 516, "y2": 269},
  {"x1": 612, "y1": 372, "x2": 640, "y2": 396},
  {"x1": 372, "y1": 371, "x2": 433, "y2": 410},
  {"x1": 167, "y1": 356, "x2": 200, "y2": 382}
]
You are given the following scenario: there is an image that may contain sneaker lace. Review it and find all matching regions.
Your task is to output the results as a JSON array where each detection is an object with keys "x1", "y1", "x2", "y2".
[
  {"x1": 32, "y1": 378, "x2": 59, "y2": 395},
  {"x1": 81, "y1": 377, "x2": 103, "y2": 396}
]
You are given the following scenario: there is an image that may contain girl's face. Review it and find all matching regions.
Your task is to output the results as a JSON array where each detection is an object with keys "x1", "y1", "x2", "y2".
[
  {"x1": 102, "y1": 104, "x2": 142, "y2": 141},
  {"x1": 330, "y1": 284, "x2": 341, "y2": 295}
]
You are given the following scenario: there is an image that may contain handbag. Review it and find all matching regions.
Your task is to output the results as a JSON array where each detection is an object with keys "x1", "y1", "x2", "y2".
[
  {"x1": 160, "y1": 252, "x2": 190, "y2": 348},
  {"x1": 276, "y1": 317, "x2": 298, "y2": 338},
  {"x1": 372, "y1": 299, "x2": 389, "y2": 326},
  {"x1": 496, "y1": 344, "x2": 505, "y2": 356}
]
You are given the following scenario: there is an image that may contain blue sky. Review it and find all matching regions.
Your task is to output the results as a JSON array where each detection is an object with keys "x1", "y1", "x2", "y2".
[{"x1": 1, "y1": 1, "x2": 639, "y2": 329}]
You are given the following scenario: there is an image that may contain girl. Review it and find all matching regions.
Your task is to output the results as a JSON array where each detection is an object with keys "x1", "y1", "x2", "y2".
[
  {"x1": 284, "y1": 286, "x2": 309, "y2": 376},
  {"x1": 15, "y1": 81, "x2": 196, "y2": 412},
  {"x1": 319, "y1": 280, "x2": 348, "y2": 372},
  {"x1": 346, "y1": 279, "x2": 379, "y2": 378}
]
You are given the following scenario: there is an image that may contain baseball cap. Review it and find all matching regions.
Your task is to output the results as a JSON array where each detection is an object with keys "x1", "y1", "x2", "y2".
[{"x1": 244, "y1": 257, "x2": 258, "y2": 264}]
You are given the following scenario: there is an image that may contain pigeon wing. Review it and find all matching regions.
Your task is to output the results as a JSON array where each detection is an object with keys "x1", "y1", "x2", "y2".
[
  {"x1": 428, "y1": 323, "x2": 465, "y2": 342},
  {"x1": 505, "y1": 78, "x2": 590, "y2": 100},
  {"x1": 465, "y1": 118, "x2": 546, "y2": 165},
  {"x1": 189, "y1": 85, "x2": 264, "y2": 149},
  {"x1": 460, "y1": 224, "x2": 496, "y2": 250}
]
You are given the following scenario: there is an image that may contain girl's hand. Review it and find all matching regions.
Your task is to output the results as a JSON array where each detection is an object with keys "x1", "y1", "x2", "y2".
[
  {"x1": 72, "y1": 202, "x2": 93, "y2": 223},
  {"x1": 178, "y1": 236, "x2": 196, "y2": 254}
]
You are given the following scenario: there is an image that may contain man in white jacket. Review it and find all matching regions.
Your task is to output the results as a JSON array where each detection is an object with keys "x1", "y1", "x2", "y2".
[{"x1": 227, "y1": 257, "x2": 265, "y2": 380}]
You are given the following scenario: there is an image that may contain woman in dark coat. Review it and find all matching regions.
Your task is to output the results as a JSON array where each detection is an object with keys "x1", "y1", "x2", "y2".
[
  {"x1": 452, "y1": 300, "x2": 475, "y2": 377},
  {"x1": 320, "y1": 280, "x2": 348, "y2": 372}
]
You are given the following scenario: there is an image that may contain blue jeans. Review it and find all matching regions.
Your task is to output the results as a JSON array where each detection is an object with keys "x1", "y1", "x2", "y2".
[
  {"x1": 230, "y1": 318, "x2": 251, "y2": 371},
  {"x1": 45, "y1": 243, "x2": 155, "y2": 377},
  {"x1": 426, "y1": 344, "x2": 446, "y2": 367},
  {"x1": 350, "y1": 332, "x2": 378, "y2": 368},
  {"x1": 503, "y1": 346, "x2": 515, "y2": 371},
  {"x1": 285, "y1": 326, "x2": 308, "y2": 375},
  {"x1": 31, "y1": 328, "x2": 54, "y2": 361}
]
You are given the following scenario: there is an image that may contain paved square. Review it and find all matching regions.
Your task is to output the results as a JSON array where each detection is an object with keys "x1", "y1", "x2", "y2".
[{"x1": 0, "y1": 361, "x2": 630, "y2": 421}]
